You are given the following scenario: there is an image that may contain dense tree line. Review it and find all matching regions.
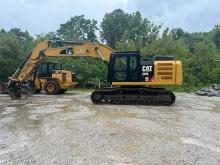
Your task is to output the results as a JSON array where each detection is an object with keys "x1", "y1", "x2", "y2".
[{"x1": 1, "y1": 9, "x2": 220, "y2": 91}]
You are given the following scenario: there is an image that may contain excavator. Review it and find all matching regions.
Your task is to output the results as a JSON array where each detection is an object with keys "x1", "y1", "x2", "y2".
[{"x1": 7, "y1": 40, "x2": 183, "y2": 105}]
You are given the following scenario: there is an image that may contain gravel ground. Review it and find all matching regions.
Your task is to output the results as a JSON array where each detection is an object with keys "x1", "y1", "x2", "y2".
[{"x1": 0, "y1": 92, "x2": 220, "y2": 165}]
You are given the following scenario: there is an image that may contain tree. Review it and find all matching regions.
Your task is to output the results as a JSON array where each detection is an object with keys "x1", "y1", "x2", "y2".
[
  {"x1": 100, "y1": 9, "x2": 130, "y2": 48},
  {"x1": 121, "y1": 11, "x2": 161, "y2": 47},
  {"x1": 101, "y1": 9, "x2": 160, "y2": 48},
  {"x1": 8, "y1": 28, "x2": 34, "y2": 56},
  {"x1": 162, "y1": 28, "x2": 169, "y2": 38},
  {"x1": 189, "y1": 42, "x2": 218, "y2": 84},
  {"x1": 141, "y1": 36, "x2": 189, "y2": 59},
  {"x1": 59, "y1": 57, "x2": 107, "y2": 87},
  {"x1": 36, "y1": 32, "x2": 62, "y2": 41},
  {"x1": 0, "y1": 33, "x2": 22, "y2": 81},
  {"x1": 212, "y1": 25, "x2": 220, "y2": 49},
  {"x1": 115, "y1": 39, "x2": 141, "y2": 51},
  {"x1": 57, "y1": 15, "x2": 98, "y2": 42},
  {"x1": 170, "y1": 28, "x2": 184, "y2": 40}
]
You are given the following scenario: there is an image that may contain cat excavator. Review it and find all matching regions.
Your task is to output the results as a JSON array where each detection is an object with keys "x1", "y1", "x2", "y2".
[{"x1": 7, "y1": 40, "x2": 183, "y2": 105}]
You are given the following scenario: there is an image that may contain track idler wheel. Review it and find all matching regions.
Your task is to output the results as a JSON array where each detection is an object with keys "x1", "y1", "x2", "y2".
[
  {"x1": 155, "y1": 91, "x2": 175, "y2": 105},
  {"x1": 91, "y1": 92, "x2": 102, "y2": 104}
]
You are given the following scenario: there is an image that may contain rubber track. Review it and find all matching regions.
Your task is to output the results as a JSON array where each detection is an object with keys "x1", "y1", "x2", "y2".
[{"x1": 91, "y1": 87, "x2": 175, "y2": 106}]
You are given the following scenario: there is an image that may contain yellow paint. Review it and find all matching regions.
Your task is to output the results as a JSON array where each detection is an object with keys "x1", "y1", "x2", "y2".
[{"x1": 112, "y1": 60, "x2": 183, "y2": 86}]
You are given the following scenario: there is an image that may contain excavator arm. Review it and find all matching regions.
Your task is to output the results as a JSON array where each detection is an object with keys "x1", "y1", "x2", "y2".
[
  {"x1": 8, "y1": 40, "x2": 113, "y2": 99},
  {"x1": 13, "y1": 40, "x2": 113, "y2": 82}
]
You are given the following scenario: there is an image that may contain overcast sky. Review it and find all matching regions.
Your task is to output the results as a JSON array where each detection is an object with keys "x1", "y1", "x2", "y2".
[{"x1": 0, "y1": 0, "x2": 219, "y2": 35}]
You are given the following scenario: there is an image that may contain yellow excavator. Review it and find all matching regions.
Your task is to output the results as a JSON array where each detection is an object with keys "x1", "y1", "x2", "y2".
[{"x1": 7, "y1": 40, "x2": 183, "y2": 105}]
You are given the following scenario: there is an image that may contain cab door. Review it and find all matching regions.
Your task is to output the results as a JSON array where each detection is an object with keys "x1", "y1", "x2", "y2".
[
  {"x1": 110, "y1": 55, "x2": 128, "y2": 82},
  {"x1": 107, "y1": 52, "x2": 141, "y2": 82}
]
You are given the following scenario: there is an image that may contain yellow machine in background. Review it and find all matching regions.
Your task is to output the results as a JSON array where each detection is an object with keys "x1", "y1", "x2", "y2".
[
  {"x1": 1, "y1": 62, "x2": 76, "y2": 95},
  {"x1": 32, "y1": 62, "x2": 77, "y2": 94},
  {"x1": 7, "y1": 40, "x2": 183, "y2": 105}
]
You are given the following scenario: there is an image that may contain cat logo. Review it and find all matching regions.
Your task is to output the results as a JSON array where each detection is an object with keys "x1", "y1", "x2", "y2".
[{"x1": 142, "y1": 66, "x2": 152, "y2": 72}]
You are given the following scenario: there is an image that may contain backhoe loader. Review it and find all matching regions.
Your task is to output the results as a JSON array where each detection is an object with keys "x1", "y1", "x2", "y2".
[
  {"x1": 0, "y1": 61, "x2": 76, "y2": 95},
  {"x1": 33, "y1": 61, "x2": 77, "y2": 94},
  {"x1": 7, "y1": 40, "x2": 183, "y2": 105}
]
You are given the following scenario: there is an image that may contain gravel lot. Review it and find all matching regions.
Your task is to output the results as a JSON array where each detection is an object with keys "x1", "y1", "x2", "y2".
[{"x1": 0, "y1": 92, "x2": 220, "y2": 165}]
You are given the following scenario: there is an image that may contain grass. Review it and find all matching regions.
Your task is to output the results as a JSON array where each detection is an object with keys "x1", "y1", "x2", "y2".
[{"x1": 167, "y1": 83, "x2": 210, "y2": 93}]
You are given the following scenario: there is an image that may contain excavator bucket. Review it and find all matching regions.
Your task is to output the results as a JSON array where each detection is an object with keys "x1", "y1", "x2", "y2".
[
  {"x1": 7, "y1": 81, "x2": 21, "y2": 99},
  {"x1": 7, "y1": 80, "x2": 32, "y2": 99},
  {"x1": 0, "y1": 81, "x2": 21, "y2": 99}
]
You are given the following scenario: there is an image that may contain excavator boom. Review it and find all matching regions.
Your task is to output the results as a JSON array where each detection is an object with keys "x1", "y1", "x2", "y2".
[
  {"x1": 7, "y1": 40, "x2": 113, "y2": 99},
  {"x1": 14, "y1": 40, "x2": 113, "y2": 82}
]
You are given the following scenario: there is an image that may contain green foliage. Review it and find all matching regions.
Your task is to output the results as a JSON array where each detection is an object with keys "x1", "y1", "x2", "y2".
[
  {"x1": 187, "y1": 42, "x2": 219, "y2": 84},
  {"x1": 115, "y1": 40, "x2": 140, "y2": 51},
  {"x1": 121, "y1": 11, "x2": 161, "y2": 46},
  {"x1": 37, "y1": 15, "x2": 99, "y2": 42},
  {"x1": 101, "y1": 9, "x2": 160, "y2": 48},
  {"x1": 212, "y1": 25, "x2": 220, "y2": 49},
  {"x1": 170, "y1": 28, "x2": 185, "y2": 40},
  {"x1": 141, "y1": 36, "x2": 189, "y2": 58},
  {"x1": 36, "y1": 32, "x2": 61, "y2": 41},
  {"x1": 58, "y1": 57, "x2": 107, "y2": 87},
  {"x1": 0, "y1": 32, "x2": 23, "y2": 81},
  {"x1": 57, "y1": 15, "x2": 99, "y2": 42},
  {"x1": 8, "y1": 28, "x2": 34, "y2": 56},
  {"x1": 100, "y1": 9, "x2": 130, "y2": 48}
]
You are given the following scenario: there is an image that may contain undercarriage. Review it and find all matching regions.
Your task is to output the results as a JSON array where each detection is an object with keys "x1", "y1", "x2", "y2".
[{"x1": 91, "y1": 87, "x2": 175, "y2": 105}]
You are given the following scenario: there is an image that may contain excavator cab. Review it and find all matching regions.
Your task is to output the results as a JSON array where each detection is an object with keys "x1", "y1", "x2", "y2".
[
  {"x1": 107, "y1": 51, "x2": 182, "y2": 86},
  {"x1": 37, "y1": 62, "x2": 62, "y2": 78},
  {"x1": 107, "y1": 51, "x2": 141, "y2": 82}
]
